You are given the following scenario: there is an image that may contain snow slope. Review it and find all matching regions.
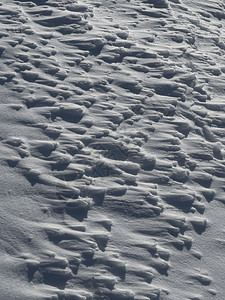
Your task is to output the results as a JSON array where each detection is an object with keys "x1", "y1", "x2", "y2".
[{"x1": 1, "y1": 0, "x2": 225, "y2": 299}]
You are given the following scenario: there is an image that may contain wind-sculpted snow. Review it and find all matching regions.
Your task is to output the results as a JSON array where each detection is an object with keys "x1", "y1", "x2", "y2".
[{"x1": 0, "y1": 0, "x2": 225, "y2": 299}]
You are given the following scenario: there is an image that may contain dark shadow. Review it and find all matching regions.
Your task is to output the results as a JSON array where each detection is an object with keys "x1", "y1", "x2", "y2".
[
  {"x1": 192, "y1": 223, "x2": 206, "y2": 235},
  {"x1": 51, "y1": 162, "x2": 71, "y2": 171},
  {"x1": 6, "y1": 159, "x2": 19, "y2": 168},
  {"x1": 119, "y1": 82, "x2": 142, "y2": 94},
  {"x1": 66, "y1": 207, "x2": 88, "y2": 222},
  {"x1": 24, "y1": 173, "x2": 38, "y2": 186},
  {"x1": 107, "y1": 262, "x2": 126, "y2": 281},
  {"x1": 37, "y1": 148, "x2": 54, "y2": 158},
  {"x1": 44, "y1": 131, "x2": 61, "y2": 140},
  {"x1": 147, "y1": 0, "x2": 169, "y2": 8},
  {"x1": 171, "y1": 241, "x2": 184, "y2": 251},
  {"x1": 81, "y1": 250, "x2": 94, "y2": 267},
  {"x1": 42, "y1": 273, "x2": 70, "y2": 290},
  {"x1": 92, "y1": 194, "x2": 105, "y2": 206},
  {"x1": 167, "y1": 227, "x2": 179, "y2": 237},
  {"x1": 184, "y1": 240, "x2": 192, "y2": 250},
  {"x1": 164, "y1": 198, "x2": 193, "y2": 213},
  {"x1": 94, "y1": 235, "x2": 109, "y2": 252},
  {"x1": 51, "y1": 112, "x2": 83, "y2": 124},
  {"x1": 16, "y1": 0, "x2": 47, "y2": 4},
  {"x1": 194, "y1": 177, "x2": 212, "y2": 188},
  {"x1": 27, "y1": 265, "x2": 39, "y2": 282},
  {"x1": 202, "y1": 190, "x2": 215, "y2": 202}
]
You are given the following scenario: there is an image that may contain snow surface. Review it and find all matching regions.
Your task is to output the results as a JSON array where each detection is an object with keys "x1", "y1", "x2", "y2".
[{"x1": 0, "y1": 0, "x2": 225, "y2": 299}]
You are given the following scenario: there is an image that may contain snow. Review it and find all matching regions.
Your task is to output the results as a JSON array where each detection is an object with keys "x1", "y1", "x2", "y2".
[{"x1": 0, "y1": 0, "x2": 225, "y2": 299}]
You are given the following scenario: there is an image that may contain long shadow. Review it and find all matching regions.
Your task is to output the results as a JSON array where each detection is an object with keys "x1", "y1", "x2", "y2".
[{"x1": 16, "y1": 0, "x2": 47, "y2": 4}]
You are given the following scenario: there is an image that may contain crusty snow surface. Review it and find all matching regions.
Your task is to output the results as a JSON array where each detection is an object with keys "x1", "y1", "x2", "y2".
[{"x1": 0, "y1": 0, "x2": 225, "y2": 299}]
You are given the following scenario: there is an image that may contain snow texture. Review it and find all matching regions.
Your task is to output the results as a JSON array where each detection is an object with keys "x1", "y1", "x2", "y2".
[{"x1": 0, "y1": 0, "x2": 225, "y2": 299}]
